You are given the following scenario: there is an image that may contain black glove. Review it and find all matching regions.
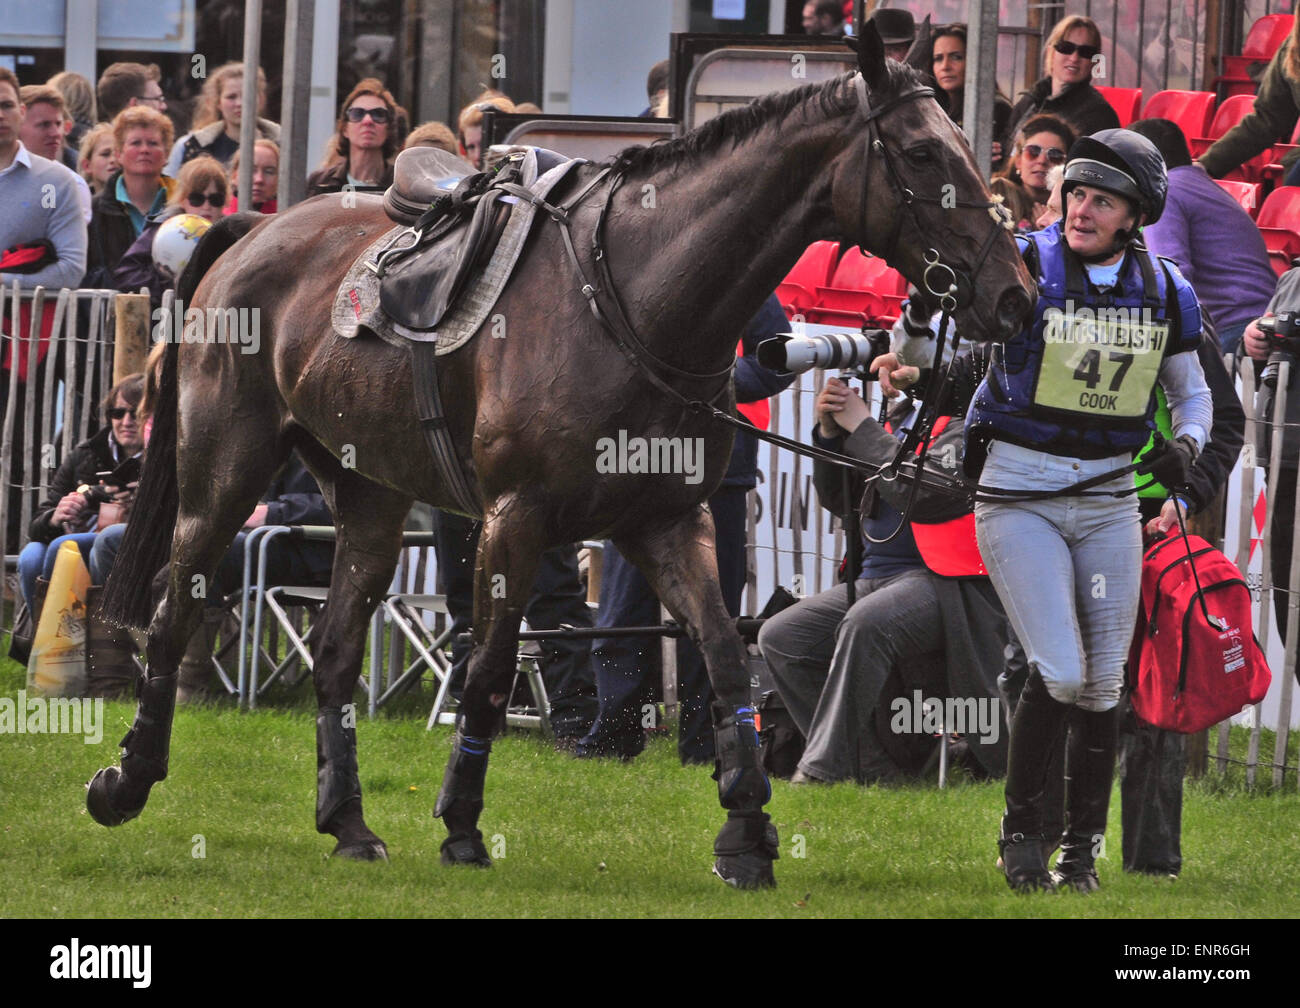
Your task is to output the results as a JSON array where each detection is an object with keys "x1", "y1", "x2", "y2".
[
  {"x1": 1136, "y1": 434, "x2": 1198, "y2": 490},
  {"x1": 901, "y1": 287, "x2": 936, "y2": 338}
]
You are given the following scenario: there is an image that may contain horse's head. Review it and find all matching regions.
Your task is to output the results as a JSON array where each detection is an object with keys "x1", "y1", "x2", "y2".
[{"x1": 831, "y1": 22, "x2": 1034, "y2": 343}]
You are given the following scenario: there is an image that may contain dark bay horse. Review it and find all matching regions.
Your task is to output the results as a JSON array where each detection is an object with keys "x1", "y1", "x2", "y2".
[{"x1": 89, "y1": 29, "x2": 1033, "y2": 887}]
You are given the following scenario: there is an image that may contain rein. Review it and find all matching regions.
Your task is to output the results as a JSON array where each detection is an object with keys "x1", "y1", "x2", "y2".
[{"x1": 528, "y1": 72, "x2": 1141, "y2": 508}]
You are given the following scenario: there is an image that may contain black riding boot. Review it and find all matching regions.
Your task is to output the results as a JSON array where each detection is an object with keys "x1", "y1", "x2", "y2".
[
  {"x1": 1000, "y1": 668, "x2": 1071, "y2": 892},
  {"x1": 1053, "y1": 705, "x2": 1119, "y2": 892},
  {"x1": 711, "y1": 702, "x2": 778, "y2": 888}
]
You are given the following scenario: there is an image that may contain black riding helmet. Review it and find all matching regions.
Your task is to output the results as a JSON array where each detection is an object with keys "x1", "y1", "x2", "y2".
[{"x1": 1061, "y1": 128, "x2": 1168, "y2": 228}]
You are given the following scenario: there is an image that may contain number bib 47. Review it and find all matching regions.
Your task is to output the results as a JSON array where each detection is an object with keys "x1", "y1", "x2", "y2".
[{"x1": 1032, "y1": 305, "x2": 1167, "y2": 420}]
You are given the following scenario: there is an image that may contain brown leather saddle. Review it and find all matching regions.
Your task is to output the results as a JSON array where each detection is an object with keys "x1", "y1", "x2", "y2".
[{"x1": 372, "y1": 146, "x2": 572, "y2": 332}]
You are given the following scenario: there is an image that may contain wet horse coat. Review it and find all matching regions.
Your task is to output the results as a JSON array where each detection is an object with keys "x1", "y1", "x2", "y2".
[{"x1": 91, "y1": 29, "x2": 1033, "y2": 885}]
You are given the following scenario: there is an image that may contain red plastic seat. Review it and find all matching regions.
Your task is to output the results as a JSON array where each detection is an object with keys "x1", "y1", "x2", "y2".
[
  {"x1": 783, "y1": 241, "x2": 840, "y2": 291},
  {"x1": 1256, "y1": 185, "x2": 1300, "y2": 274},
  {"x1": 1216, "y1": 14, "x2": 1294, "y2": 96},
  {"x1": 1215, "y1": 178, "x2": 1263, "y2": 218},
  {"x1": 1188, "y1": 95, "x2": 1256, "y2": 157},
  {"x1": 1142, "y1": 90, "x2": 1217, "y2": 143},
  {"x1": 1095, "y1": 86, "x2": 1143, "y2": 127}
]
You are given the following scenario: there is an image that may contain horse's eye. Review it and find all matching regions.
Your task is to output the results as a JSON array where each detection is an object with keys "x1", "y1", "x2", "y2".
[{"x1": 906, "y1": 146, "x2": 933, "y2": 164}]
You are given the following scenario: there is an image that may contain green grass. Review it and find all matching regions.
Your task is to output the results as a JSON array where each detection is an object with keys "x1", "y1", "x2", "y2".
[{"x1": 1, "y1": 651, "x2": 1298, "y2": 918}]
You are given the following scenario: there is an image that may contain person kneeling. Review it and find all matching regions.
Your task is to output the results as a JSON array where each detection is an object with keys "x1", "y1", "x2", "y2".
[{"x1": 758, "y1": 353, "x2": 1011, "y2": 785}]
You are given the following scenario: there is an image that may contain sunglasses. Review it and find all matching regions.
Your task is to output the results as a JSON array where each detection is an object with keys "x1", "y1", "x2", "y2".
[
  {"x1": 1022, "y1": 144, "x2": 1067, "y2": 164},
  {"x1": 345, "y1": 106, "x2": 390, "y2": 124},
  {"x1": 107, "y1": 407, "x2": 136, "y2": 421},
  {"x1": 1053, "y1": 40, "x2": 1101, "y2": 61},
  {"x1": 187, "y1": 191, "x2": 227, "y2": 208}
]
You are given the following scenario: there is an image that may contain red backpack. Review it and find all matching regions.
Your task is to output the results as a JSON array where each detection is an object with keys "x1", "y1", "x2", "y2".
[{"x1": 1127, "y1": 533, "x2": 1272, "y2": 734}]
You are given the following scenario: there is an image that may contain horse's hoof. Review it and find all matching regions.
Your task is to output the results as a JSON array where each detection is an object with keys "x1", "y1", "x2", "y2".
[
  {"x1": 440, "y1": 832, "x2": 492, "y2": 867},
  {"x1": 712, "y1": 852, "x2": 777, "y2": 890},
  {"x1": 331, "y1": 839, "x2": 389, "y2": 862},
  {"x1": 85, "y1": 766, "x2": 144, "y2": 827}
]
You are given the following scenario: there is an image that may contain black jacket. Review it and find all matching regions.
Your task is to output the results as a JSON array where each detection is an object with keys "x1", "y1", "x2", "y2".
[
  {"x1": 85, "y1": 172, "x2": 172, "y2": 287},
  {"x1": 29, "y1": 426, "x2": 127, "y2": 544},
  {"x1": 305, "y1": 160, "x2": 394, "y2": 198},
  {"x1": 1008, "y1": 77, "x2": 1120, "y2": 146},
  {"x1": 1181, "y1": 328, "x2": 1246, "y2": 513}
]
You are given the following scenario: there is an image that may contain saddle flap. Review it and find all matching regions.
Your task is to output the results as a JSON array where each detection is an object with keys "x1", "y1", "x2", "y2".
[
  {"x1": 384, "y1": 146, "x2": 477, "y2": 225},
  {"x1": 379, "y1": 191, "x2": 513, "y2": 331}
]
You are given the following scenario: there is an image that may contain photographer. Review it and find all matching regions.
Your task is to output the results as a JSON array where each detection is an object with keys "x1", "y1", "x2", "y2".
[
  {"x1": 757, "y1": 345, "x2": 1012, "y2": 785},
  {"x1": 1243, "y1": 269, "x2": 1300, "y2": 676},
  {"x1": 17, "y1": 373, "x2": 143, "y2": 617}
]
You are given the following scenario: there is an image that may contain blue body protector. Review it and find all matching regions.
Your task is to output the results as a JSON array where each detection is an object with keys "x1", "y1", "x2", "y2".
[{"x1": 964, "y1": 222, "x2": 1201, "y2": 473}]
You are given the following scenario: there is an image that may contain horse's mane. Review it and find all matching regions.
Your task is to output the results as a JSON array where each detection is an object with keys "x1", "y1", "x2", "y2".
[{"x1": 614, "y1": 60, "x2": 926, "y2": 177}]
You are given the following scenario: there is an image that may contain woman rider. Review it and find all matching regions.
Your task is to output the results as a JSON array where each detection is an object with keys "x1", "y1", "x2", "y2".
[{"x1": 962, "y1": 130, "x2": 1213, "y2": 892}]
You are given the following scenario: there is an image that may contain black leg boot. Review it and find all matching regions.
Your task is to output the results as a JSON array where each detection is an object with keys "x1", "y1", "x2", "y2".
[
  {"x1": 711, "y1": 702, "x2": 779, "y2": 888},
  {"x1": 86, "y1": 670, "x2": 177, "y2": 826},
  {"x1": 433, "y1": 727, "x2": 493, "y2": 866},
  {"x1": 1053, "y1": 705, "x2": 1119, "y2": 893},
  {"x1": 1000, "y1": 668, "x2": 1071, "y2": 893}
]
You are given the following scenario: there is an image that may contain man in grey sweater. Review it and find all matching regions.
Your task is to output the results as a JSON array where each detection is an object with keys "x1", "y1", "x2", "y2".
[{"x1": 0, "y1": 67, "x2": 87, "y2": 291}]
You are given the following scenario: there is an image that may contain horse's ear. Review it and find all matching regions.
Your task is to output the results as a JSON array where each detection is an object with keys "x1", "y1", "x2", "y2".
[
  {"x1": 903, "y1": 16, "x2": 933, "y2": 72},
  {"x1": 853, "y1": 19, "x2": 889, "y2": 92}
]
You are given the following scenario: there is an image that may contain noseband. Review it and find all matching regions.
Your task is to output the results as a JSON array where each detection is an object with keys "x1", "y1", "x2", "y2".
[{"x1": 851, "y1": 73, "x2": 1013, "y2": 311}]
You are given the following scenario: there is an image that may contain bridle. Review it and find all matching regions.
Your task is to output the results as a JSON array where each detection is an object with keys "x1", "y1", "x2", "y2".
[{"x1": 851, "y1": 73, "x2": 1015, "y2": 316}]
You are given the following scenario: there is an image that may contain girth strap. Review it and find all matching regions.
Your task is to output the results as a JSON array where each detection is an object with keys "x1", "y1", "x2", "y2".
[{"x1": 412, "y1": 344, "x2": 482, "y2": 516}]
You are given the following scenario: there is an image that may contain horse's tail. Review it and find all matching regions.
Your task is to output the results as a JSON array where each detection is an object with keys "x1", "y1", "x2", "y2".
[{"x1": 100, "y1": 213, "x2": 264, "y2": 629}]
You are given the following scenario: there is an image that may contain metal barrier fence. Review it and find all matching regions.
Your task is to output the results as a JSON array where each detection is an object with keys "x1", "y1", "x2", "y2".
[{"x1": 1, "y1": 283, "x2": 119, "y2": 563}]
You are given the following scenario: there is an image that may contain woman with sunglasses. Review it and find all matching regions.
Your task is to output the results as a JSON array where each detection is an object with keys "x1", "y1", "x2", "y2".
[
  {"x1": 111, "y1": 155, "x2": 227, "y2": 307},
  {"x1": 991, "y1": 115, "x2": 1076, "y2": 232},
  {"x1": 16, "y1": 373, "x2": 144, "y2": 690},
  {"x1": 164, "y1": 62, "x2": 279, "y2": 176},
  {"x1": 1008, "y1": 16, "x2": 1119, "y2": 146},
  {"x1": 306, "y1": 78, "x2": 399, "y2": 197}
]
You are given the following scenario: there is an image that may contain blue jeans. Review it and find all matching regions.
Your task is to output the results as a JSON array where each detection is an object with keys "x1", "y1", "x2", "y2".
[
  {"x1": 18, "y1": 532, "x2": 97, "y2": 607},
  {"x1": 974, "y1": 441, "x2": 1141, "y2": 712}
]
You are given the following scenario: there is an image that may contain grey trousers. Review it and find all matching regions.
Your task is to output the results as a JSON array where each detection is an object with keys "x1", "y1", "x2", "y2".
[
  {"x1": 975, "y1": 441, "x2": 1142, "y2": 712},
  {"x1": 757, "y1": 567, "x2": 943, "y2": 783}
]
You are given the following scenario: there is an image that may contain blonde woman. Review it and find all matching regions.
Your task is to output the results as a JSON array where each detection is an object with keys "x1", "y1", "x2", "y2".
[
  {"x1": 164, "y1": 62, "x2": 279, "y2": 176},
  {"x1": 1008, "y1": 15, "x2": 1119, "y2": 145}
]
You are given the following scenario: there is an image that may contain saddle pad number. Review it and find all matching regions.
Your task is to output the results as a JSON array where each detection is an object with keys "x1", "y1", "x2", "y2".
[{"x1": 1033, "y1": 308, "x2": 1166, "y2": 419}]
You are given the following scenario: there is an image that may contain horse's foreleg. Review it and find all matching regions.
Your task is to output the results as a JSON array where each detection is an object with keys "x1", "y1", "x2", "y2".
[
  {"x1": 305, "y1": 461, "x2": 411, "y2": 861},
  {"x1": 434, "y1": 495, "x2": 544, "y2": 867},
  {"x1": 617, "y1": 505, "x2": 778, "y2": 889}
]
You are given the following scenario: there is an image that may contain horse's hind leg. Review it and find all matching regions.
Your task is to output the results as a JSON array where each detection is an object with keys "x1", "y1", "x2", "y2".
[
  {"x1": 299, "y1": 449, "x2": 411, "y2": 861},
  {"x1": 616, "y1": 505, "x2": 778, "y2": 889},
  {"x1": 88, "y1": 437, "x2": 285, "y2": 827},
  {"x1": 434, "y1": 494, "x2": 544, "y2": 867}
]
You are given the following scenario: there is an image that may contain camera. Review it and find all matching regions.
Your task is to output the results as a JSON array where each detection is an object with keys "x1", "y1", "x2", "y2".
[
  {"x1": 78, "y1": 482, "x2": 116, "y2": 506},
  {"x1": 1258, "y1": 311, "x2": 1300, "y2": 390},
  {"x1": 757, "y1": 329, "x2": 891, "y2": 377}
]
